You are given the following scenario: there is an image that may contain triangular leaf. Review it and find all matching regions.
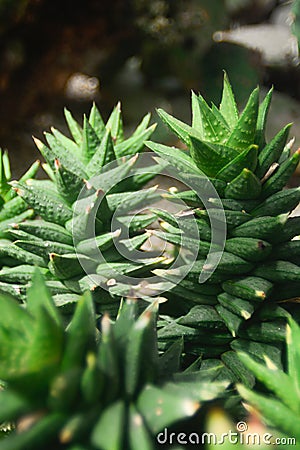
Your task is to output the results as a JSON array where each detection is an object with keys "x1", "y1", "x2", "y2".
[
  {"x1": 86, "y1": 129, "x2": 116, "y2": 176},
  {"x1": 89, "y1": 102, "x2": 106, "y2": 141},
  {"x1": 189, "y1": 136, "x2": 239, "y2": 176},
  {"x1": 137, "y1": 384, "x2": 199, "y2": 434},
  {"x1": 157, "y1": 108, "x2": 201, "y2": 145},
  {"x1": 64, "y1": 108, "x2": 82, "y2": 146},
  {"x1": 106, "y1": 102, "x2": 123, "y2": 143},
  {"x1": 194, "y1": 94, "x2": 229, "y2": 143},
  {"x1": 219, "y1": 71, "x2": 239, "y2": 130},
  {"x1": 225, "y1": 168, "x2": 261, "y2": 200},
  {"x1": 91, "y1": 400, "x2": 125, "y2": 450},
  {"x1": 226, "y1": 87, "x2": 259, "y2": 151},
  {"x1": 114, "y1": 124, "x2": 156, "y2": 158},
  {"x1": 81, "y1": 115, "x2": 101, "y2": 163},
  {"x1": 238, "y1": 352, "x2": 299, "y2": 413},
  {"x1": 62, "y1": 291, "x2": 96, "y2": 371},
  {"x1": 216, "y1": 144, "x2": 258, "y2": 182},
  {"x1": 26, "y1": 268, "x2": 61, "y2": 327},
  {"x1": 254, "y1": 86, "x2": 273, "y2": 149},
  {"x1": 146, "y1": 140, "x2": 203, "y2": 175}
]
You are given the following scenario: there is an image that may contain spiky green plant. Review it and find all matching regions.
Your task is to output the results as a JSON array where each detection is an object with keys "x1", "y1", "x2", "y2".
[
  {"x1": 0, "y1": 269, "x2": 228, "y2": 449},
  {"x1": 146, "y1": 73, "x2": 300, "y2": 379},
  {"x1": 237, "y1": 317, "x2": 300, "y2": 444},
  {"x1": 0, "y1": 104, "x2": 165, "y2": 314},
  {"x1": 0, "y1": 149, "x2": 39, "y2": 247}
]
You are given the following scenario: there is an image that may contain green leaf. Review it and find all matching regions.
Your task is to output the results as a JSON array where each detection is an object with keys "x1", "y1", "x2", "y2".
[
  {"x1": 26, "y1": 268, "x2": 61, "y2": 327},
  {"x1": 287, "y1": 318, "x2": 300, "y2": 393},
  {"x1": 132, "y1": 112, "x2": 151, "y2": 136},
  {"x1": 226, "y1": 87, "x2": 259, "y2": 151},
  {"x1": 92, "y1": 401, "x2": 125, "y2": 450},
  {"x1": 237, "y1": 384, "x2": 300, "y2": 442},
  {"x1": 254, "y1": 87, "x2": 273, "y2": 149},
  {"x1": 211, "y1": 103, "x2": 230, "y2": 130},
  {"x1": 219, "y1": 71, "x2": 239, "y2": 130},
  {"x1": 49, "y1": 253, "x2": 96, "y2": 280},
  {"x1": 238, "y1": 352, "x2": 299, "y2": 413},
  {"x1": 128, "y1": 404, "x2": 153, "y2": 450},
  {"x1": 91, "y1": 155, "x2": 139, "y2": 195},
  {"x1": 125, "y1": 307, "x2": 154, "y2": 396},
  {"x1": 113, "y1": 300, "x2": 138, "y2": 341},
  {"x1": 0, "y1": 149, "x2": 10, "y2": 197},
  {"x1": 86, "y1": 129, "x2": 116, "y2": 176},
  {"x1": 115, "y1": 124, "x2": 156, "y2": 158},
  {"x1": 189, "y1": 136, "x2": 239, "y2": 176},
  {"x1": 50, "y1": 127, "x2": 81, "y2": 160},
  {"x1": 76, "y1": 229, "x2": 120, "y2": 255},
  {"x1": 14, "y1": 181, "x2": 72, "y2": 226},
  {"x1": 54, "y1": 159, "x2": 85, "y2": 205},
  {"x1": 218, "y1": 292, "x2": 255, "y2": 320},
  {"x1": 0, "y1": 294, "x2": 63, "y2": 387},
  {"x1": 216, "y1": 144, "x2": 258, "y2": 182},
  {"x1": 146, "y1": 141, "x2": 203, "y2": 175},
  {"x1": 89, "y1": 102, "x2": 106, "y2": 141},
  {"x1": 157, "y1": 108, "x2": 201, "y2": 145},
  {"x1": 64, "y1": 108, "x2": 82, "y2": 145},
  {"x1": 216, "y1": 305, "x2": 243, "y2": 337},
  {"x1": 191, "y1": 91, "x2": 203, "y2": 135},
  {"x1": 178, "y1": 305, "x2": 225, "y2": 330},
  {"x1": 113, "y1": 162, "x2": 166, "y2": 193},
  {"x1": 256, "y1": 123, "x2": 292, "y2": 178},
  {"x1": 2, "y1": 149, "x2": 11, "y2": 181},
  {"x1": 0, "y1": 196, "x2": 26, "y2": 221},
  {"x1": 0, "y1": 390, "x2": 30, "y2": 423},
  {"x1": 62, "y1": 291, "x2": 96, "y2": 371},
  {"x1": 221, "y1": 351, "x2": 255, "y2": 387},
  {"x1": 106, "y1": 102, "x2": 123, "y2": 143},
  {"x1": 137, "y1": 384, "x2": 200, "y2": 434},
  {"x1": 0, "y1": 412, "x2": 66, "y2": 450},
  {"x1": 97, "y1": 315, "x2": 119, "y2": 402},
  {"x1": 19, "y1": 159, "x2": 41, "y2": 184},
  {"x1": 82, "y1": 115, "x2": 101, "y2": 163},
  {"x1": 43, "y1": 133, "x2": 87, "y2": 178},
  {"x1": 158, "y1": 338, "x2": 183, "y2": 380},
  {"x1": 261, "y1": 148, "x2": 300, "y2": 199},
  {"x1": 106, "y1": 186, "x2": 159, "y2": 214},
  {"x1": 231, "y1": 339, "x2": 282, "y2": 369},
  {"x1": 224, "y1": 168, "x2": 261, "y2": 200},
  {"x1": 24, "y1": 307, "x2": 64, "y2": 381},
  {"x1": 192, "y1": 94, "x2": 229, "y2": 143},
  {"x1": 96, "y1": 257, "x2": 164, "y2": 278}
]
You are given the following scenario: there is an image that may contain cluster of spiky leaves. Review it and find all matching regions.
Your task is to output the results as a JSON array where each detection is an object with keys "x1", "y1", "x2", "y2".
[
  {"x1": 0, "y1": 270, "x2": 228, "y2": 450},
  {"x1": 146, "y1": 72, "x2": 300, "y2": 378},
  {"x1": 0, "y1": 104, "x2": 165, "y2": 315},
  {"x1": 237, "y1": 317, "x2": 300, "y2": 444},
  {"x1": 0, "y1": 149, "x2": 39, "y2": 259}
]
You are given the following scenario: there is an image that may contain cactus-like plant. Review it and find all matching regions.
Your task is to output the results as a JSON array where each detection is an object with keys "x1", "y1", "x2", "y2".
[
  {"x1": 0, "y1": 104, "x2": 165, "y2": 315},
  {"x1": 0, "y1": 270, "x2": 228, "y2": 449},
  {"x1": 237, "y1": 317, "x2": 300, "y2": 444},
  {"x1": 0, "y1": 150, "x2": 40, "y2": 298},
  {"x1": 0, "y1": 149, "x2": 39, "y2": 244},
  {"x1": 146, "y1": 73, "x2": 300, "y2": 379}
]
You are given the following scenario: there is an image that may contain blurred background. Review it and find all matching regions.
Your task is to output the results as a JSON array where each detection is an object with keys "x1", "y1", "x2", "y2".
[{"x1": 0, "y1": 0, "x2": 300, "y2": 185}]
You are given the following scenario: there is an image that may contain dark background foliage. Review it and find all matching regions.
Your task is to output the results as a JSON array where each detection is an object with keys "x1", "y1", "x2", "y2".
[{"x1": 0, "y1": 0, "x2": 299, "y2": 185}]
